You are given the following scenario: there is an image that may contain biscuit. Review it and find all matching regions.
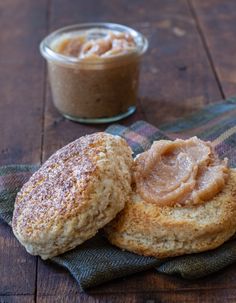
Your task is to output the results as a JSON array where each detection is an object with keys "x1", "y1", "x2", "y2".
[{"x1": 12, "y1": 133, "x2": 133, "y2": 259}]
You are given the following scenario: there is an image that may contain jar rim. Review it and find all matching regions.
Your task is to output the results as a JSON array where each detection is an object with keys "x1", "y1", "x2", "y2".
[{"x1": 40, "y1": 22, "x2": 148, "y2": 66}]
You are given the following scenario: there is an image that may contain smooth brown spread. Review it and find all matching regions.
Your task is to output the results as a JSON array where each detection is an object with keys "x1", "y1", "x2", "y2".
[
  {"x1": 48, "y1": 29, "x2": 140, "y2": 119},
  {"x1": 134, "y1": 137, "x2": 229, "y2": 206},
  {"x1": 55, "y1": 30, "x2": 136, "y2": 60}
]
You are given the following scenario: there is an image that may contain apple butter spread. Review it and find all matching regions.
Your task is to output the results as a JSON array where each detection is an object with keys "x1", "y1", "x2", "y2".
[
  {"x1": 40, "y1": 24, "x2": 148, "y2": 123},
  {"x1": 134, "y1": 137, "x2": 229, "y2": 206},
  {"x1": 55, "y1": 31, "x2": 137, "y2": 59}
]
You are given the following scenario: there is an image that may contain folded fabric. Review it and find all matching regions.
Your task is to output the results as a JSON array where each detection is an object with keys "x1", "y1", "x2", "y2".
[{"x1": 1, "y1": 97, "x2": 236, "y2": 290}]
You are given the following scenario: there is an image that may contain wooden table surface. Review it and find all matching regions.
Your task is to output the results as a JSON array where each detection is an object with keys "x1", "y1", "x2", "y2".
[{"x1": 1, "y1": 0, "x2": 236, "y2": 302}]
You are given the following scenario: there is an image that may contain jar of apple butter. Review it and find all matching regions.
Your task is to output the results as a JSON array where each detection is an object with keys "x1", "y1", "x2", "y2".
[{"x1": 40, "y1": 23, "x2": 148, "y2": 123}]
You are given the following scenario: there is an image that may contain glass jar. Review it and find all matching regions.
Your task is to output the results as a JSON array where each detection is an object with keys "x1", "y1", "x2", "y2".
[{"x1": 40, "y1": 23, "x2": 148, "y2": 124}]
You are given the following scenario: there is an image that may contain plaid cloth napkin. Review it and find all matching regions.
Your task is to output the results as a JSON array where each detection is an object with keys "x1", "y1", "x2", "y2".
[{"x1": 1, "y1": 97, "x2": 236, "y2": 290}]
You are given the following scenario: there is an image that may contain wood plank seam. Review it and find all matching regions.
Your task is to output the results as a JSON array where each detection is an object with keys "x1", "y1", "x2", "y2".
[
  {"x1": 40, "y1": 0, "x2": 52, "y2": 166},
  {"x1": 187, "y1": 0, "x2": 225, "y2": 99}
]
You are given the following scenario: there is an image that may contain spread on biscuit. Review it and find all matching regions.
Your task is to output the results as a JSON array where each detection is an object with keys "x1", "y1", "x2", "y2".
[{"x1": 134, "y1": 137, "x2": 229, "y2": 206}]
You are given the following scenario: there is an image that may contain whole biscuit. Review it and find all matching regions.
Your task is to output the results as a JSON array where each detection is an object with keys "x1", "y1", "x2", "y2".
[{"x1": 12, "y1": 133, "x2": 133, "y2": 259}]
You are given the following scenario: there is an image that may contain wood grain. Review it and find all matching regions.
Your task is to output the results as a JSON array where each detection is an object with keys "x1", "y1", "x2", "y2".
[
  {"x1": 37, "y1": 288, "x2": 236, "y2": 303},
  {"x1": 190, "y1": 0, "x2": 236, "y2": 97},
  {"x1": 37, "y1": 0, "x2": 224, "y2": 302},
  {"x1": 0, "y1": 0, "x2": 48, "y2": 296}
]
